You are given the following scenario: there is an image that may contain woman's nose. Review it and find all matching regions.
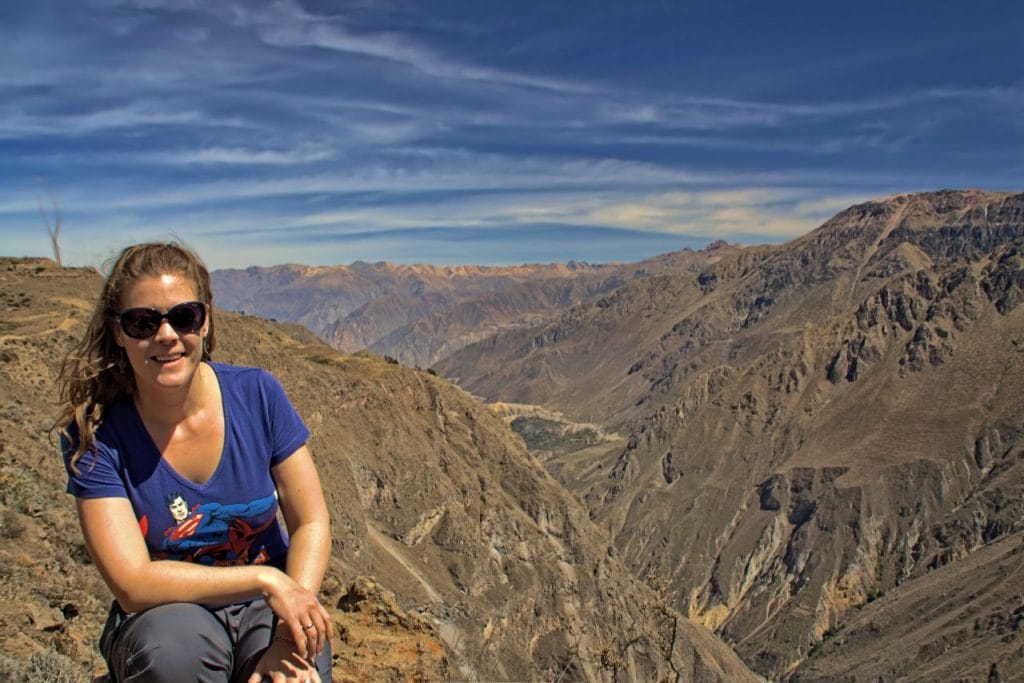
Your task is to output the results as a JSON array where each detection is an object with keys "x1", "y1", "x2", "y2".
[{"x1": 153, "y1": 319, "x2": 180, "y2": 341}]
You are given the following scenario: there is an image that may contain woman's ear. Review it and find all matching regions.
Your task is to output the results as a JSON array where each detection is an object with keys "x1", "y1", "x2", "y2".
[{"x1": 112, "y1": 321, "x2": 125, "y2": 348}]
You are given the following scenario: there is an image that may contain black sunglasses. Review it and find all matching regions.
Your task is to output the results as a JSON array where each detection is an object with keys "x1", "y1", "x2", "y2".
[{"x1": 113, "y1": 301, "x2": 207, "y2": 339}]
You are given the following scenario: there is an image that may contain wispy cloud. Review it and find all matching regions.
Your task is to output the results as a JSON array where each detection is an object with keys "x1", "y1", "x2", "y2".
[
  {"x1": 236, "y1": 0, "x2": 594, "y2": 94},
  {"x1": 0, "y1": 102, "x2": 239, "y2": 139},
  {"x1": 151, "y1": 145, "x2": 336, "y2": 166},
  {"x1": 578, "y1": 188, "x2": 847, "y2": 239}
]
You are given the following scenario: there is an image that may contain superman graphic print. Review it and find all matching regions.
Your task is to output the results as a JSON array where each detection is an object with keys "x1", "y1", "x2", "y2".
[{"x1": 137, "y1": 492, "x2": 278, "y2": 565}]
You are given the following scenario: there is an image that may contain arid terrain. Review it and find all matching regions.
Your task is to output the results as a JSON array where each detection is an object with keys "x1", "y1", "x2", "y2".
[
  {"x1": 438, "y1": 189, "x2": 1024, "y2": 680},
  {"x1": 0, "y1": 258, "x2": 752, "y2": 681},
  {"x1": 2, "y1": 189, "x2": 1022, "y2": 682},
  {"x1": 211, "y1": 243, "x2": 739, "y2": 369}
]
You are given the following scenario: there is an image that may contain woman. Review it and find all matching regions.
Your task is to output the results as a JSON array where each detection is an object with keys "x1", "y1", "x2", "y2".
[{"x1": 56, "y1": 242, "x2": 332, "y2": 682}]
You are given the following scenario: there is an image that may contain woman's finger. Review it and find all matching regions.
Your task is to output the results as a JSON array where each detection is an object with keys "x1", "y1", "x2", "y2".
[
  {"x1": 319, "y1": 601, "x2": 333, "y2": 636},
  {"x1": 290, "y1": 617, "x2": 310, "y2": 659},
  {"x1": 314, "y1": 602, "x2": 332, "y2": 654},
  {"x1": 299, "y1": 604, "x2": 330, "y2": 656},
  {"x1": 301, "y1": 617, "x2": 320, "y2": 657}
]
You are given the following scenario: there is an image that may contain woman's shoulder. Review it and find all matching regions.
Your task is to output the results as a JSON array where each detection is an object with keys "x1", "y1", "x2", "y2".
[
  {"x1": 93, "y1": 394, "x2": 138, "y2": 434},
  {"x1": 209, "y1": 361, "x2": 282, "y2": 392},
  {"x1": 209, "y1": 361, "x2": 262, "y2": 378}
]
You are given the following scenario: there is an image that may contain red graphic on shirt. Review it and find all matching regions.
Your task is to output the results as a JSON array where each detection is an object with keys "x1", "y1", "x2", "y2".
[
  {"x1": 168, "y1": 512, "x2": 204, "y2": 541},
  {"x1": 158, "y1": 493, "x2": 278, "y2": 565}
]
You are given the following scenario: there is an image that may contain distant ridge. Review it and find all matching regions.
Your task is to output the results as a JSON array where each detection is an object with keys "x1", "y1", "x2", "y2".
[{"x1": 212, "y1": 244, "x2": 739, "y2": 367}]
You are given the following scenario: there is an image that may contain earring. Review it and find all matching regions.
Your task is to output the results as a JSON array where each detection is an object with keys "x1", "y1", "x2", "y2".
[{"x1": 116, "y1": 350, "x2": 129, "y2": 374}]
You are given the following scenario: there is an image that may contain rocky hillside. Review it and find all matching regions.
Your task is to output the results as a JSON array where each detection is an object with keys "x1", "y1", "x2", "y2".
[
  {"x1": 0, "y1": 257, "x2": 756, "y2": 681},
  {"x1": 211, "y1": 245, "x2": 736, "y2": 368},
  {"x1": 437, "y1": 189, "x2": 1024, "y2": 679}
]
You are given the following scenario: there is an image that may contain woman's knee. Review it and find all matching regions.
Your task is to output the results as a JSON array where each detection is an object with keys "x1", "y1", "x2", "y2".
[{"x1": 109, "y1": 603, "x2": 232, "y2": 681}]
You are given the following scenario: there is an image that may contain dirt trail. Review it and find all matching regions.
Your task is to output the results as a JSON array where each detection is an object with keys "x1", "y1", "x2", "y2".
[
  {"x1": 365, "y1": 524, "x2": 482, "y2": 679},
  {"x1": 366, "y1": 524, "x2": 443, "y2": 603}
]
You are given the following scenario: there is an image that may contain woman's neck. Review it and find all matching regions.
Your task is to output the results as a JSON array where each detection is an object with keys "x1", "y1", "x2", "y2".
[{"x1": 133, "y1": 362, "x2": 212, "y2": 428}]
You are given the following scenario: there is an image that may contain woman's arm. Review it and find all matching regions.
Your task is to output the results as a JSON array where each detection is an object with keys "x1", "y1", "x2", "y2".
[
  {"x1": 273, "y1": 445, "x2": 331, "y2": 592},
  {"x1": 76, "y1": 497, "x2": 297, "y2": 609},
  {"x1": 246, "y1": 445, "x2": 334, "y2": 681},
  {"x1": 271, "y1": 445, "x2": 333, "y2": 653}
]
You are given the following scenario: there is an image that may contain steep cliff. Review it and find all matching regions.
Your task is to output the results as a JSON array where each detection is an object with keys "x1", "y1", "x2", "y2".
[{"x1": 439, "y1": 190, "x2": 1024, "y2": 679}]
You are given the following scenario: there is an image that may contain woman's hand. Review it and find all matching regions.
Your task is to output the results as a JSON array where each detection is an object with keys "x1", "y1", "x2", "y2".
[
  {"x1": 247, "y1": 635, "x2": 320, "y2": 683},
  {"x1": 262, "y1": 570, "x2": 333, "y2": 659},
  {"x1": 268, "y1": 445, "x2": 333, "y2": 659}
]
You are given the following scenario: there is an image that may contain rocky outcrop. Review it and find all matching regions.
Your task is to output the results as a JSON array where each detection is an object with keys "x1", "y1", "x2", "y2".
[{"x1": 327, "y1": 576, "x2": 448, "y2": 682}]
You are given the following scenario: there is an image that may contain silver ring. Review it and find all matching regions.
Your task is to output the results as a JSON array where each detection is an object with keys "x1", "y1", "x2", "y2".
[{"x1": 304, "y1": 623, "x2": 315, "y2": 630}]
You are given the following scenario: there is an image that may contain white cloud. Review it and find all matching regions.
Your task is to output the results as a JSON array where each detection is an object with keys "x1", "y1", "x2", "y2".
[
  {"x1": 561, "y1": 187, "x2": 868, "y2": 240},
  {"x1": 0, "y1": 102, "x2": 236, "y2": 139},
  {"x1": 155, "y1": 146, "x2": 336, "y2": 165},
  {"x1": 228, "y1": 0, "x2": 593, "y2": 94},
  {"x1": 793, "y1": 195, "x2": 877, "y2": 218}
]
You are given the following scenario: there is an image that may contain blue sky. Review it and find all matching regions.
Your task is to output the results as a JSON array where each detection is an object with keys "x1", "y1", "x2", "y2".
[{"x1": 1, "y1": 0, "x2": 1021, "y2": 269}]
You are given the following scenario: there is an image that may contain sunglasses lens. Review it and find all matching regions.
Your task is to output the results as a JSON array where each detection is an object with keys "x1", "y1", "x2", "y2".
[
  {"x1": 166, "y1": 302, "x2": 205, "y2": 334},
  {"x1": 118, "y1": 302, "x2": 206, "y2": 339},
  {"x1": 119, "y1": 309, "x2": 162, "y2": 338}
]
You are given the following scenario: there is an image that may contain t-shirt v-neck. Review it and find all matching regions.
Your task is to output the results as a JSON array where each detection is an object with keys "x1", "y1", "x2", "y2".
[{"x1": 129, "y1": 366, "x2": 227, "y2": 490}]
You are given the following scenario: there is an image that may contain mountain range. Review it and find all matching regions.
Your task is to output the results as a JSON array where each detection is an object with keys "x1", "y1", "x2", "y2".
[
  {"x1": 1, "y1": 188, "x2": 1022, "y2": 681},
  {"x1": 212, "y1": 243, "x2": 739, "y2": 369},
  {"x1": 216, "y1": 188, "x2": 1024, "y2": 679}
]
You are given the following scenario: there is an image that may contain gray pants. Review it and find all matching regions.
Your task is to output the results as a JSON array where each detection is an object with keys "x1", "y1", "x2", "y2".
[{"x1": 100, "y1": 600, "x2": 332, "y2": 682}]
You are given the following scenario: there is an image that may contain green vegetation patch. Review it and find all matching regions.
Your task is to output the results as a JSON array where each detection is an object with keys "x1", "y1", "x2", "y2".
[{"x1": 511, "y1": 416, "x2": 602, "y2": 455}]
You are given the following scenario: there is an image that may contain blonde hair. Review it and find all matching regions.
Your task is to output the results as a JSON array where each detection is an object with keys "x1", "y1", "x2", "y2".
[{"x1": 54, "y1": 242, "x2": 216, "y2": 471}]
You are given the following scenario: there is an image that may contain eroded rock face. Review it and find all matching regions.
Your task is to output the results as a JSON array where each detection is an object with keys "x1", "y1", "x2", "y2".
[
  {"x1": 790, "y1": 530, "x2": 1024, "y2": 682},
  {"x1": 327, "y1": 576, "x2": 449, "y2": 682},
  {"x1": 440, "y1": 190, "x2": 1024, "y2": 679},
  {"x1": 605, "y1": 195, "x2": 1024, "y2": 678}
]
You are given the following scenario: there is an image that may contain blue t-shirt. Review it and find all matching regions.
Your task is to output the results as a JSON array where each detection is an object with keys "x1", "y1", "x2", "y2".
[{"x1": 64, "y1": 363, "x2": 309, "y2": 571}]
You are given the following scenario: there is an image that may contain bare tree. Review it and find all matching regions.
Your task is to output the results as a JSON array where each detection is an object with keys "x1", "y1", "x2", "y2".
[{"x1": 37, "y1": 187, "x2": 62, "y2": 266}]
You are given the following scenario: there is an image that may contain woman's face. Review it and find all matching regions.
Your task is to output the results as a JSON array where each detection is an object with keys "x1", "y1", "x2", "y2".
[{"x1": 114, "y1": 272, "x2": 209, "y2": 396}]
